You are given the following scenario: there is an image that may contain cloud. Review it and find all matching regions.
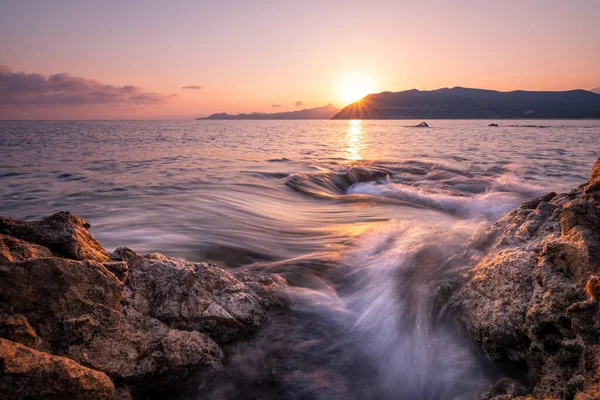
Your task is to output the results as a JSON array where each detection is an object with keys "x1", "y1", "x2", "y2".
[
  {"x1": 271, "y1": 104, "x2": 281, "y2": 108},
  {"x1": 0, "y1": 65, "x2": 173, "y2": 106},
  {"x1": 295, "y1": 101, "x2": 304, "y2": 107},
  {"x1": 182, "y1": 85, "x2": 202, "y2": 90}
]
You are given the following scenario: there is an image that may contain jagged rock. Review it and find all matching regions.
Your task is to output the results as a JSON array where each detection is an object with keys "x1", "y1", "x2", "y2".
[
  {"x1": 102, "y1": 260, "x2": 129, "y2": 282},
  {"x1": 0, "y1": 214, "x2": 288, "y2": 398},
  {"x1": 0, "y1": 212, "x2": 109, "y2": 262},
  {"x1": 112, "y1": 247, "x2": 288, "y2": 343},
  {"x1": 0, "y1": 337, "x2": 114, "y2": 399},
  {"x1": 66, "y1": 306, "x2": 223, "y2": 383},
  {"x1": 450, "y1": 157, "x2": 600, "y2": 399},
  {"x1": 0, "y1": 257, "x2": 123, "y2": 350},
  {"x1": 0, "y1": 233, "x2": 53, "y2": 263}
]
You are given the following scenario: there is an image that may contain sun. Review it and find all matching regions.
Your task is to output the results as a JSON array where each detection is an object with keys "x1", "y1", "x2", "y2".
[{"x1": 339, "y1": 72, "x2": 376, "y2": 104}]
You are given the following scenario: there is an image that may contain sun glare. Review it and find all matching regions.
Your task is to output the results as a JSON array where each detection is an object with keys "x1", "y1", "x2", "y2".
[{"x1": 339, "y1": 72, "x2": 376, "y2": 104}]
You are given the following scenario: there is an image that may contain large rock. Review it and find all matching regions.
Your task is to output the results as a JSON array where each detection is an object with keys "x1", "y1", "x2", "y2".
[
  {"x1": 0, "y1": 233, "x2": 53, "y2": 263},
  {"x1": 112, "y1": 247, "x2": 288, "y2": 343},
  {"x1": 0, "y1": 212, "x2": 109, "y2": 262},
  {"x1": 0, "y1": 213, "x2": 288, "y2": 398},
  {"x1": 0, "y1": 337, "x2": 114, "y2": 399},
  {"x1": 450, "y1": 157, "x2": 600, "y2": 399}
]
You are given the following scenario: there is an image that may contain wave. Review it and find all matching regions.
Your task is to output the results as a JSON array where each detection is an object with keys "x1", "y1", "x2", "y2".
[
  {"x1": 347, "y1": 181, "x2": 530, "y2": 219},
  {"x1": 284, "y1": 160, "x2": 544, "y2": 219},
  {"x1": 198, "y1": 220, "x2": 494, "y2": 399},
  {"x1": 285, "y1": 166, "x2": 389, "y2": 198}
]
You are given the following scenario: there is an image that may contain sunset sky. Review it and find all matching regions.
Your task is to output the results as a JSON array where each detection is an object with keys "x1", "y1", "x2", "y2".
[{"x1": 1, "y1": 0, "x2": 599, "y2": 119}]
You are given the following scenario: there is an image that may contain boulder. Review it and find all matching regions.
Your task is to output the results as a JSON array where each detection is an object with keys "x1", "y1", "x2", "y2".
[
  {"x1": 112, "y1": 247, "x2": 288, "y2": 343},
  {"x1": 0, "y1": 337, "x2": 114, "y2": 399},
  {"x1": 0, "y1": 212, "x2": 109, "y2": 262},
  {"x1": 0, "y1": 233, "x2": 53, "y2": 263},
  {"x1": 0, "y1": 214, "x2": 288, "y2": 398},
  {"x1": 450, "y1": 157, "x2": 600, "y2": 399}
]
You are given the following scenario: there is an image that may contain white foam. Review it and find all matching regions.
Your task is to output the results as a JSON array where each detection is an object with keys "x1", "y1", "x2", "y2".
[{"x1": 347, "y1": 181, "x2": 526, "y2": 219}]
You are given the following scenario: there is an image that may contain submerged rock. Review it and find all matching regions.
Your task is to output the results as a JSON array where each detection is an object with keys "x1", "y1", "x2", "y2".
[
  {"x1": 0, "y1": 213, "x2": 288, "y2": 398},
  {"x1": 450, "y1": 156, "x2": 600, "y2": 399}
]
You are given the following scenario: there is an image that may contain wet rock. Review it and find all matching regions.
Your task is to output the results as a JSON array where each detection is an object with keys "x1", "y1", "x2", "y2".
[
  {"x1": 489, "y1": 123, "x2": 499, "y2": 127},
  {"x1": 450, "y1": 157, "x2": 600, "y2": 399},
  {"x1": 0, "y1": 337, "x2": 114, "y2": 399},
  {"x1": 0, "y1": 212, "x2": 109, "y2": 262},
  {"x1": 415, "y1": 121, "x2": 430, "y2": 127}
]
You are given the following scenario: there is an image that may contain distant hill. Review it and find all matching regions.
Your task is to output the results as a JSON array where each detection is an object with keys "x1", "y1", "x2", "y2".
[
  {"x1": 591, "y1": 87, "x2": 600, "y2": 95},
  {"x1": 332, "y1": 87, "x2": 600, "y2": 119},
  {"x1": 199, "y1": 104, "x2": 339, "y2": 120}
]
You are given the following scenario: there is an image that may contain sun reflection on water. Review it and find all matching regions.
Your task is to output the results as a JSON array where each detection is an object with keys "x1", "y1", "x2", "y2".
[{"x1": 346, "y1": 120, "x2": 364, "y2": 160}]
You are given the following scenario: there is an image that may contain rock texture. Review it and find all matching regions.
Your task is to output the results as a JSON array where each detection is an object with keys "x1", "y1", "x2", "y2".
[
  {"x1": 450, "y1": 156, "x2": 600, "y2": 399},
  {"x1": 0, "y1": 338, "x2": 115, "y2": 399},
  {"x1": 0, "y1": 212, "x2": 109, "y2": 262},
  {"x1": 0, "y1": 212, "x2": 288, "y2": 399}
]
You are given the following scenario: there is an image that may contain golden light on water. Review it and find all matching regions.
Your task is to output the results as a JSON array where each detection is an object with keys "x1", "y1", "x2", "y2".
[{"x1": 346, "y1": 119, "x2": 364, "y2": 160}]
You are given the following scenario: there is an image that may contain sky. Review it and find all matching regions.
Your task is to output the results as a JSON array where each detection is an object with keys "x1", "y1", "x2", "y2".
[{"x1": 0, "y1": 0, "x2": 599, "y2": 119}]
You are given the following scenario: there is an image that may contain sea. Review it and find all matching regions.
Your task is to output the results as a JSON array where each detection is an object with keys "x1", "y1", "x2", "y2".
[{"x1": 1, "y1": 119, "x2": 598, "y2": 399}]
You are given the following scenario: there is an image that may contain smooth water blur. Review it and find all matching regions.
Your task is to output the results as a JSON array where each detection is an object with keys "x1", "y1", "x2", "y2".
[{"x1": 1, "y1": 120, "x2": 599, "y2": 399}]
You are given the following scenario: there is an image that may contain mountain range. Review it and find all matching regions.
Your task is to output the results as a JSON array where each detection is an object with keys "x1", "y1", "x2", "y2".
[
  {"x1": 332, "y1": 87, "x2": 600, "y2": 119},
  {"x1": 199, "y1": 104, "x2": 339, "y2": 120}
]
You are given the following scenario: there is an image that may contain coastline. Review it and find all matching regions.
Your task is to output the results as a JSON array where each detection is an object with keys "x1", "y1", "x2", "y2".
[{"x1": 1, "y1": 156, "x2": 599, "y2": 399}]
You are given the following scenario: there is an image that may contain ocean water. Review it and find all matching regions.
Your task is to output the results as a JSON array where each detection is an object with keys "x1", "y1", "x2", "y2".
[{"x1": 1, "y1": 119, "x2": 599, "y2": 399}]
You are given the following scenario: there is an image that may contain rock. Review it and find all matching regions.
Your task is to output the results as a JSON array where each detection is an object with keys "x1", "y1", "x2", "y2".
[
  {"x1": 0, "y1": 314, "x2": 37, "y2": 348},
  {"x1": 585, "y1": 156, "x2": 600, "y2": 198},
  {"x1": 0, "y1": 337, "x2": 114, "y2": 399},
  {"x1": 489, "y1": 123, "x2": 499, "y2": 127},
  {"x1": 415, "y1": 121, "x2": 430, "y2": 127},
  {"x1": 0, "y1": 254, "x2": 224, "y2": 386},
  {"x1": 102, "y1": 260, "x2": 129, "y2": 282},
  {"x1": 0, "y1": 233, "x2": 53, "y2": 263},
  {"x1": 450, "y1": 157, "x2": 600, "y2": 399},
  {"x1": 112, "y1": 247, "x2": 288, "y2": 343},
  {"x1": 67, "y1": 305, "x2": 223, "y2": 383},
  {"x1": 0, "y1": 215, "x2": 288, "y2": 398},
  {"x1": 0, "y1": 212, "x2": 109, "y2": 262},
  {"x1": 0, "y1": 257, "x2": 123, "y2": 350},
  {"x1": 479, "y1": 377, "x2": 529, "y2": 400}
]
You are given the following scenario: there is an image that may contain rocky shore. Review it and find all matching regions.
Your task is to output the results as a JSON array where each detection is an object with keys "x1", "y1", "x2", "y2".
[
  {"x1": 0, "y1": 213, "x2": 288, "y2": 399},
  {"x1": 1, "y1": 157, "x2": 599, "y2": 399},
  {"x1": 450, "y1": 156, "x2": 600, "y2": 400}
]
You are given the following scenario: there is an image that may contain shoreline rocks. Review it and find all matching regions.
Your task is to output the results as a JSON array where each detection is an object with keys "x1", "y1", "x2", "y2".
[
  {"x1": 0, "y1": 213, "x2": 288, "y2": 399},
  {"x1": 450, "y1": 156, "x2": 600, "y2": 399}
]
